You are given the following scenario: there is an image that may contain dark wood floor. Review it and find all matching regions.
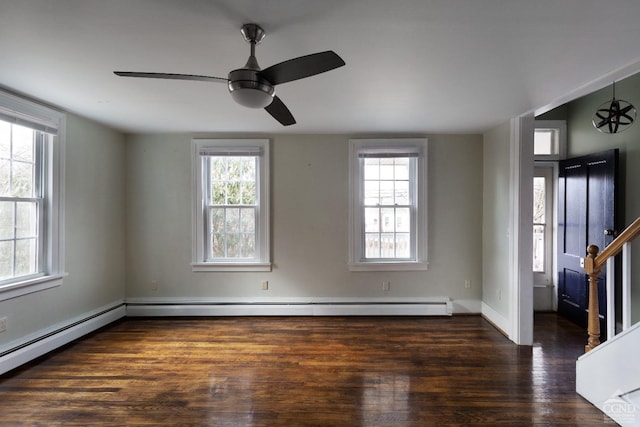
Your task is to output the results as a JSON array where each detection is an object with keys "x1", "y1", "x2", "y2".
[{"x1": 0, "y1": 313, "x2": 614, "y2": 426}]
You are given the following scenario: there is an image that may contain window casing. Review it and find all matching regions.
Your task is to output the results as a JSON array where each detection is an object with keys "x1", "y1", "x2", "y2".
[
  {"x1": 0, "y1": 89, "x2": 65, "y2": 301},
  {"x1": 349, "y1": 139, "x2": 428, "y2": 271},
  {"x1": 192, "y1": 139, "x2": 270, "y2": 271}
]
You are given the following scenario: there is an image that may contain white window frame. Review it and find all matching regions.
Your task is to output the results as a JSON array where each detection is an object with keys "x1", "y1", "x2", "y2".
[
  {"x1": 191, "y1": 139, "x2": 271, "y2": 272},
  {"x1": 348, "y1": 138, "x2": 428, "y2": 271},
  {"x1": 0, "y1": 89, "x2": 66, "y2": 301}
]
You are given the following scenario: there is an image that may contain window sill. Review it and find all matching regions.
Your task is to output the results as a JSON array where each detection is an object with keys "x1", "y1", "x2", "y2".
[
  {"x1": 349, "y1": 261, "x2": 429, "y2": 272},
  {"x1": 191, "y1": 262, "x2": 272, "y2": 272},
  {"x1": 0, "y1": 273, "x2": 67, "y2": 302}
]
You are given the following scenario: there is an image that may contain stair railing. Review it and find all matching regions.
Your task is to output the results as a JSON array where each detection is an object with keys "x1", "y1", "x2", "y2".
[{"x1": 583, "y1": 217, "x2": 640, "y2": 352}]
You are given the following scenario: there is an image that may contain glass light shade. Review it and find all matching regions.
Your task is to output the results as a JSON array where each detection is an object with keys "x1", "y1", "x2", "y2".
[{"x1": 230, "y1": 88, "x2": 274, "y2": 109}]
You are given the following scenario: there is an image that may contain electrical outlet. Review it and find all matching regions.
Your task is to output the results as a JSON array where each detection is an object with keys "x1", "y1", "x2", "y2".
[
  {"x1": 261, "y1": 281, "x2": 269, "y2": 290},
  {"x1": 382, "y1": 281, "x2": 390, "y2": 291},
  {"x1": 0, "y1": 317, "x2": 7, "y2": 333},
  {"x1": 464, "y1": 280, "x2": 471, "y2": 289},
  {"x1": 151, "y1": 280, "x2": 158, "y2": 291}
]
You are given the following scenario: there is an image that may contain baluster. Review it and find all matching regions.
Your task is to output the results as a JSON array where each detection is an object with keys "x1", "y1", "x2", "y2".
[
  {"x1": 583, "y1": 245, "x2": 602, "y2": 352},
  {"x1": 622, "y1": 241, "x2": 632, "y2": 331}
]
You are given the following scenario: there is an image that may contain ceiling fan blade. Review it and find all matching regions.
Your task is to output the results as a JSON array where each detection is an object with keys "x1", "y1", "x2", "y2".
[
  {"x1": 265, "y1": 96, "x2": 296, "y2": 126},
  {"x1": 258, "y1": 51, "x2": 345, "y2": 85},
  {"x1": 114, "y1": 71, "x2": 228, "y2": 83}
]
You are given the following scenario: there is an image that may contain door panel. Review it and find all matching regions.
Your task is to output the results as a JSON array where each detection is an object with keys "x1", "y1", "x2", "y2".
[{"x1": 557, "y1": 149, "x2": 617, "y2": 336}]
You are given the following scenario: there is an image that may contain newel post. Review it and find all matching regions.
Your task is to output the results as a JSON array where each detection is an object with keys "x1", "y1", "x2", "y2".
[{"x1": 583, "y1": 244, "x2": 602, "y2": 352}]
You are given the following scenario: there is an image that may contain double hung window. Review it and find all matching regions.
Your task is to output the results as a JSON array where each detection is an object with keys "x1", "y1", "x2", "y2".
[
  {"x1": 349, "y1": 139, "x2": 428, "y2": 271},
  {"x1": 0, "y1": 90, "x2": 65, "y2": 300},
  {"x1": 192, "y1": 139, "x2": 270, "y2": 271}
]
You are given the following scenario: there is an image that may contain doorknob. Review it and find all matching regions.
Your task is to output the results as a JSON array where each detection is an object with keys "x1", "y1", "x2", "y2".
[{"x1": 604, "y1": 229, "x2": 617, "y2": 236}]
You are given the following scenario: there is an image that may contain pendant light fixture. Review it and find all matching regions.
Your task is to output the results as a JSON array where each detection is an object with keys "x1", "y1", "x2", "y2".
[{"x1": 592, "y1": 81, "x2": 636, "y2": 134}]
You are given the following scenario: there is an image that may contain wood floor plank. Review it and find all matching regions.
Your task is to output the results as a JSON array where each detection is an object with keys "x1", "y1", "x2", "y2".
[{"x1": 0, "y1": 314, "x2": 615, "y2": 426}]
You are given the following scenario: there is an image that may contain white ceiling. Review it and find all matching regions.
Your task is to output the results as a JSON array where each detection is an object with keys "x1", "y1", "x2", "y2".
[{"x1": 2, "y1": 0, "x2": 640, "y2": 134}]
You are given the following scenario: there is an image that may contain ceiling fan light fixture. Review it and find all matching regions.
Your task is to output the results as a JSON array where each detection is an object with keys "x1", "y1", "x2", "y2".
[
  {"x1": 227, "y1": 68, "x2": 275, "y2": 109},
  {"x1": 229, "y1": 86, "x2": 275, "y2": 109},
  {"x1": 592, "y1": 82, "x2": 636, "y2": 134}
]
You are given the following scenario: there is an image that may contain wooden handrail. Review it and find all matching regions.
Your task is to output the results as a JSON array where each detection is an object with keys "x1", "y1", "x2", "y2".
[
  {"x1": 594, "y1": 217, "x2": 640, "y2": 269},
  {"x1": 583, "y1": 216, "x2": 640, "y2": 352}
]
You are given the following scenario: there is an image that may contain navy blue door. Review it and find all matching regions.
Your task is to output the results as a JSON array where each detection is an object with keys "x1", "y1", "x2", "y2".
[{"x1": 557, "y1": 149, "x2": 618, "y2": 337}]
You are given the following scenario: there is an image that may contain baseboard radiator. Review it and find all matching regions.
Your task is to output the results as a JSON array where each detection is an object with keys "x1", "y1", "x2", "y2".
[
  {"x1": 125, "y1": 297, "x2": 453, "y2": 317},
  {"x1": 0, "y1": 302, "x2": 126, "y2": 375}
]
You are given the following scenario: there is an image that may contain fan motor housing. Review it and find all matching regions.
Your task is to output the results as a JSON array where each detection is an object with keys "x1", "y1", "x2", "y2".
[{"x1": 228, "y1": 68, "x2": 275, "y2": 109}]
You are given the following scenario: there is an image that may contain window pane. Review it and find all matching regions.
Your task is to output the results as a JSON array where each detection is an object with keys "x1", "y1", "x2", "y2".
[
  {"x1": 533, "y1": 177, "x2": 545, "y2": 223},
  {"x1": 15, "y1": 238, "x2": 36, "y2": 276},
  {"x1": 395, "y1": 180, "x2": 409, "y2": 205},
  {"x1": 12, "y1": 160, "x2": 34, "y2": 197},
  {"x1": 240, "y1": 208, "x2": 255, "y2": 233},
  {"x1": 365, "y1": 233, "x2": 380, "y2": 258},
  {"x1": 211, "y1": 158, "x2": 226, "y2": 181},
  {"x1": 210, "y1": 208, "x2": 224, "y2": 233},
  {"x1": 226, "y1": 208, "x2": 240, "y2": 232},
  {"x1": 241, "y1": 234, "x2": 255, "y2": 258},
  {"x1": 0, "y1": 201, "x2": 14, "y2": 239},
  {"x1": 227, "y1": 181, "x2": 241, "y2": 205},
  {"x1": 394, "y1": 158, "x2": 409, "y2": 180},
  {"x1": 12, "y1": 125, "x2": 34, "y2": 162},
  {"x1": 227, "y1": 158, "x2": 242, "y2": 180},
  {"x1": 226, "y1": 233, "x2": 240, "y2": 257},
  {"x1": 534, "y1": 129, "x2": 557, "y2": 155},
  {"x1": 241, "y1": 158, "x2": 255, "y2": 181},
  {"x1": 241, "y1": 181, "x2": 256, "y2": 205},
  {"x1": 533, "y1": 224, "x2": 545, "y2": 272},
  {"x1": 16, "y1": 202, "x2": 37, "y2": 238},
  {"x1": 381, "y1": 208, "x2": 395, "y2": 232},
  {"x1": 364, "y1": 208, "x2": 379, "y2": 232},
  {"x1": 212, "y1": 181, "x2": 225, "y2": 205},
  {"x1": 380, "y1": 233, "x2": 395, "y2": 258},
  {"x1": 364, "y1": 159, "x2": 379, "y2": 180},
  {"x1": 0, "y1": 240, "x2": 13, "y2": 279},
  {"x1": 396, "y1": 208, "x2": 410, "y2": 232},
  {"x1": 211, "y1": 233, "x2": 225, "y2": 258},
  {"x1": 395, "y1": 233, "x2": 411, "y2": 258},
  {"x1": 0, "y1": 159, "x2": 9, "y2": 196},
  {"x1": 380, "y1": 180, "x2": 394, "y2": 205},
  {"x1": 379, "y1": 158, "x2": 394, "y2": 180},
  {"x1": 364, "y1": 180, "x2": 379, "y2": 206}
]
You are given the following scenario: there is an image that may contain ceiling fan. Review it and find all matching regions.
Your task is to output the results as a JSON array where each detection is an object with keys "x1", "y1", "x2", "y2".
[{"x1": 114, "y1": 23, "x2": 345, "y2": 126}]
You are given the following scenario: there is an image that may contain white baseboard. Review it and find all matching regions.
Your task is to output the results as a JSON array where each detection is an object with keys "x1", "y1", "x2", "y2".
[
  {"x1": 0, "y1": 301, "x2": 126, "y2": 375},
  {"x1": 481, "y1": 301, "x2": 511, "y2": 338},
  {"x1": 125, "y1": 297, "x2": 453, "y2": 317}
]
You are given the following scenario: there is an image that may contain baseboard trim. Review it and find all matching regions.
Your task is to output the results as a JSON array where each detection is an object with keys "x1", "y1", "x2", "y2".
[
  {"x1": 125, "y1": 297, "x2": 453, "y2": 317},
  {"x1": 481, "y1": 302, "x2": 511, "y2": 338},
  {"x1": 0, "y1": 301, "x2": 126, "y2": 375}
]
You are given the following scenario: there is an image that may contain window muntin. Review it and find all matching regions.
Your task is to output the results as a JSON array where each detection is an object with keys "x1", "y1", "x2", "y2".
[
  {"x1": 362, "y1": 156, "x2": 415, "y2": 260},
  {"x1": 206, "y1": 156, "x2": 258, "y2": 260},
  {"x1": 349, "y1": 139, "x2": 428, "y2": 271},
  {"x1": 192, "y1": 140, "x2": 270, "y2": 271}
]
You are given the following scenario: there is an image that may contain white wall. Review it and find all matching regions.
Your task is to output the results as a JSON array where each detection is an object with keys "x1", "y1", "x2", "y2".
[
  {"x1": 124, "y1": 133, "x2": 483, "y2": 310},
  {"x1": 482, "y1": 122, "x2": 512, "y2": 331},
  {"x1": 0, "y1": 114, "x2": 126, "y2": 347}
]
